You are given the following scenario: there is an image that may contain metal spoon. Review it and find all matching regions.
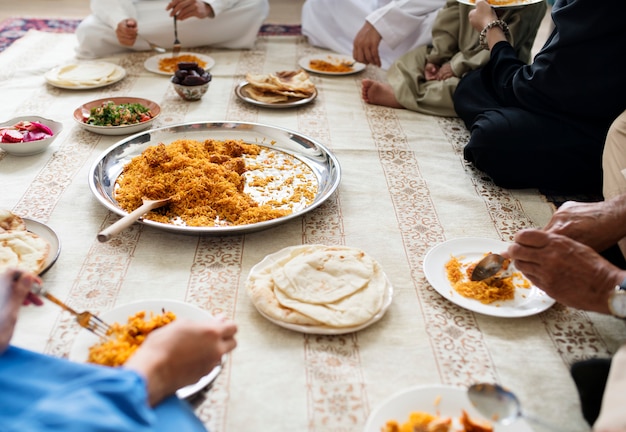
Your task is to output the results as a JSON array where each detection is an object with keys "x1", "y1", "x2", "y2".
[
  {"x1": 467, "y1": 383, "x2": 563, "y2": 431},
  {"x1": 136, "y1": 35, "x2": 166, "y2": 53},
  {"x1": 97, "y1": 197, "x2": 171, "y2": 243},
  {"x1": 470, "y1": 253, "x2": 506, "y2": 281}
]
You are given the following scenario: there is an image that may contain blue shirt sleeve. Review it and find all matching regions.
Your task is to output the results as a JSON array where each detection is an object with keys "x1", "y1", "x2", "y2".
[{"x1": 0, "y1": 346, "x2": 207, "y2": 432}]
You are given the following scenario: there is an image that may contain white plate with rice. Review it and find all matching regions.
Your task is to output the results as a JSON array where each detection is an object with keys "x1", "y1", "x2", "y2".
[
  {"x1": 423, "y1": 237, "x2": 555, "y2": 318},
  {"x1": 69, "y1": 299, "x2": 224, "y2": 399},
  {"x1": 364, "y1": 384, "x2": 532, "y2": 432}
]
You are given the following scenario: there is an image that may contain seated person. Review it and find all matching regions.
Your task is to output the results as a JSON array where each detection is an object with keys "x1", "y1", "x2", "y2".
[
  {"x1": 453, "y1": 0, "x2": 626, "y2": 195},
  {"x1": 301, "y1": 0, "x2": 446, "y2": 70},
  {"x1": 361, "y1": 0, "x2": 546, "y2": 116},
  {"x1": 504, "y1": 113, "x2": 626, "y2": 427},
  {"x1": 0, "y1": 269, "x2": 238, "y2": 432},
  {"x1": 75, "y1": 0, "x2": 269, "y2": 59}
]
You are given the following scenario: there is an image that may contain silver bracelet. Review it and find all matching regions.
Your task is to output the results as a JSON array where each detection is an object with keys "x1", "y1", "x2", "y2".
[{"x1": 479, "y1": 19, "x2": 511, "y2": 51}]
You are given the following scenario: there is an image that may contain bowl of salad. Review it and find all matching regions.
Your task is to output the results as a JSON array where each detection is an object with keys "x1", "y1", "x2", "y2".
[{"x1": 73, "y1": 97, "x2": 161, "y2": 136}]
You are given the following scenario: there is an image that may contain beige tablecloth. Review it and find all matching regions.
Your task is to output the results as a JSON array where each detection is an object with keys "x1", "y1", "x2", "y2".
[{"x1": 2, "y1": 30, "x2": 623, "y2": 432}]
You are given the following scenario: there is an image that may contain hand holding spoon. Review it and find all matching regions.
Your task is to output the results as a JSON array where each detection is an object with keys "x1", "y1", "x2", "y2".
[{"x1": 467, "y1": 383, "x2": 563, "y2": 431}]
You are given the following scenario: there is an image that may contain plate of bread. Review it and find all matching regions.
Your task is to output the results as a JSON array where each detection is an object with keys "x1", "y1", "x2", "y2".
[
  {"x1": 0, "y1": 210, "x2": 60, "y2": 276},
  {"x1": 246, "y1": 244, "x2": 393, "y2": 334},
  {"x1": 236, "y1": 69, "x2": 317, "y2": 108},
  {"x1": 45, "y1": 62, "x2": 126, "y2": 89}
]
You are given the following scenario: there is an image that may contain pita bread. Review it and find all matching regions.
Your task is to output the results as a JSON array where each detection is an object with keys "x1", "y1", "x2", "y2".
[
  {"x1": 0, "y1": 230, "x2": 49, "y2": 274},
  {"x1": 0, "y1": 209, "x2": 26, "y2": 232},
  {"x1": 245, "y1": 69, "x2": 316, "y2": 102},
  {"x1": 0, "y1": 211, "x2": 50, "y2": 274},
  {"x1": 246, "y1": 245, "x2": 388, "y2": 328},
  {"x1": 47, "y1": 62, "x2": 123, "y2": 87}
]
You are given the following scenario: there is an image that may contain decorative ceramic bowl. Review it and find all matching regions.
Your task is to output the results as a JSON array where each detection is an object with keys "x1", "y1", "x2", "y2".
[
  {"x1": 172, "y1": 81, "x2": 210, "y2": 101},
  {"x1": 0, "y1": 116, "x2": 63, "y2": 156}
]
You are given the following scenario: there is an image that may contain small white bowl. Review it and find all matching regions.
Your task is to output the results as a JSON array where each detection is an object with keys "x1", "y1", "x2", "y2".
[
  {"x1": 172, "y1": 81, "x2": 210, "y2": 101},
  {"x1": 0, "y1": 116, "x2": 63, "y2": 156}
]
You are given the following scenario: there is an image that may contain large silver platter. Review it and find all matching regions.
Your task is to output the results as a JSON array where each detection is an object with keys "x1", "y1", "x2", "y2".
[{"x1": 89, "y1": 121, "x2": 341, "y2": 235}]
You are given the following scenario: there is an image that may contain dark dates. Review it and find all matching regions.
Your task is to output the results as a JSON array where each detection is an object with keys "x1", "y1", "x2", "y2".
[{"x1": 171, "y1": 62, "x2": 212, "y2": 86}]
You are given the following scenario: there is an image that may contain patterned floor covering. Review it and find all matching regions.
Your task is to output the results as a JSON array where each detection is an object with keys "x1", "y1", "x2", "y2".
[{"x1": 0, "y1": 17, "x2": 301, "y2": 53}]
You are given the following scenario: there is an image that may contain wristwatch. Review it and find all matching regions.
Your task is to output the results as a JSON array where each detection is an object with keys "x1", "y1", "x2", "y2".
[{"x1": 608, "y1": 277, "x2": 626, "y2": 318}]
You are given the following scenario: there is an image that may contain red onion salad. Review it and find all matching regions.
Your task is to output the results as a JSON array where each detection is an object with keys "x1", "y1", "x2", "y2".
[{"x1": 0, "y1": 121, "x2": 54, "y2": 143}]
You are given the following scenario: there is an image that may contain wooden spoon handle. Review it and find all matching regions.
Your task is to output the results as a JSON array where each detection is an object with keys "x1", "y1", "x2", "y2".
[{"x1": 97, "y1": 201, "x2": 160, "y2": 243}]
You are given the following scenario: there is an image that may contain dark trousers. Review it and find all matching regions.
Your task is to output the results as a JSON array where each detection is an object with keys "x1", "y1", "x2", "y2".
[{"x1": 454, "y1": 68, "x2": 606, "y2": 195}]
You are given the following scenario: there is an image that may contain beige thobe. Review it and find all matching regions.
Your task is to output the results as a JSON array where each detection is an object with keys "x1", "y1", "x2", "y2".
[{"x1": 387, "y1": 0, "x2": 546, "y2": 117}]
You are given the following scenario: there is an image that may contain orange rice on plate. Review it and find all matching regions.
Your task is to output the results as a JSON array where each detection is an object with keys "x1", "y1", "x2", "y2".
[
  {"x1": 383, "y1": 409, "x2": 492, "y2": 432},
  {"x1": 445, "y1": 255, "x2": 531, "y2": 304},
  {"x1": 308, "y1": 59, "x2": 353, "y2": 73},
  {"x1": 88, "y1": 310, "x2": 176, "y2": 367},
  {"x1": 158, "y1": 54, "x2": 207, "y2": 74}
]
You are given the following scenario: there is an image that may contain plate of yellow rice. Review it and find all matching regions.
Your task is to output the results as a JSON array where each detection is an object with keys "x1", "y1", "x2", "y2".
[
  {"x1": 423, "y1": 237, "x2": 555, "y2": 317},
  {"x1": 69, "y1": 299, "x2": 224, "y2": 399}
]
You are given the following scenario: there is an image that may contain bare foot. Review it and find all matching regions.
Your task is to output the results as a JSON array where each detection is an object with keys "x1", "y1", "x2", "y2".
[{"x1": 361, "y1": 79, "x2": 403, "y2": 108}]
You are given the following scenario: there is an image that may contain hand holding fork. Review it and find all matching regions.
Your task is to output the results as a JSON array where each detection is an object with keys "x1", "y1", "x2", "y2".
[{"x1": 32, "y1": 283, "x2": 111, "y2": 339}]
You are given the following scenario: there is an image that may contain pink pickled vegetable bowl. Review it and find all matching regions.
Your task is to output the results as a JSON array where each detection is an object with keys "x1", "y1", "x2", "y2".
[{"x1": 0, "y1": 116, "x2": 63, "y2": 156}]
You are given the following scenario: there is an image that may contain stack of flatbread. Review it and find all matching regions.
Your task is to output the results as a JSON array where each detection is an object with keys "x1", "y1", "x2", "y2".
[
  {"x1": 244, "y1": 70, "x2": 316, "y2": 103},
  {"x1": 45, "y1": 62, "x2": 125, "y2": 88},
  {"x1": 246, "y1": 245, "x2": 390, "y2": 329},
  {"x1": 0, "y1": 210, "x2": 49, "y2": 274}
]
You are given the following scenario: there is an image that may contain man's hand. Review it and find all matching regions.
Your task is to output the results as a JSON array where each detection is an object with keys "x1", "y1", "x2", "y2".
[
  {"x1": 544, "y1": 199, "x2": 626, "y2": 253},
  {"x1": 505, "y1": 229, "x2": 625, "y2": 314},
  {"x1": 167, "y1": 0, "x2": 215, "y2": 20},
  {"x1": 116, "y1": 19, "x2": 139, "y2": 47},
  {"x1": 352, "y1": 21, "x2": 383, "y2": 67}
]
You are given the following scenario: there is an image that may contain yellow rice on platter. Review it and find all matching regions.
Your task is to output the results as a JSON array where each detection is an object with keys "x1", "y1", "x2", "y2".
[
  {"x1": 88, "y1": 310, "x2": 176, "y2": 367},
  {"x1": 445, "y1": 255, "x2": 531, "y2": 304},
  {"x1": 115, "y1": 138, "x2": 293, "y2": 227}
]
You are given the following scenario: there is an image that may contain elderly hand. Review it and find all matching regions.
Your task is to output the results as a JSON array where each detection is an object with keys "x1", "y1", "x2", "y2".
[
  {"x1": 352, "y1": 21, "x2": 383, "y2": 67},
  {"x1": 116, "y1": 19, "x2": 139, "y2": 47},
  {"x1": 468, "y1": 0, "x2": 498, "y2": 33},
  {"x1": 504, "y1": 229, "x2": 626, "y2": 314},
  {"x1": 124, "y1": 316, "x2": 237, "y2": 406},
  {"x1": 167, "y1": 0, "x2": 215, "y2": 20},
  {"x1": 544, "y1": 199, "x2": 626, "y2": 253},
  {"x1": 0, "y1": 270, "x2": 42, "y2": 353}
]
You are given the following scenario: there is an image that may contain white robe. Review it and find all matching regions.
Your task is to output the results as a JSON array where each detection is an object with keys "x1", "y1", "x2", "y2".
[
  {"x1": 301, "y1": 0, "x2": 446, "y2": 70},
  {"x1": 76, "y1": 0, "x2": 269, "y2": 59}
]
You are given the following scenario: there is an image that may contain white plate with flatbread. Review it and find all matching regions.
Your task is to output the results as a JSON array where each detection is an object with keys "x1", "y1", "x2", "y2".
[
  {"x1": 235, "y1": 81, "x2": 317, "y2": 108},
  {"x1": 456, "y1": 0, "x2": 544, "y2": 7},
  {"x1": 45, "y1": 62, "x2": 126, "y2": 89},
  {"x1": 247, "y1": 244, "x2": 393, "y2": 334},
  {"x1": 298, "y1": 54, "x2": 365, "y2": 76},
  {"x1": 0, "y1": 211, "x2": 60, "y2": 276},
  {"x1": 144, "y1": 52, "x2": 215, "y2": 76},
  {"x1": 423, "y1": 237, "x2": 555, "y2": 318},
  {"x1": 24, "y1": 219, "x2": 61, "y2": 276},
  {"x1": 69, "y1": 299, "x2": 223, "y2": 399}
]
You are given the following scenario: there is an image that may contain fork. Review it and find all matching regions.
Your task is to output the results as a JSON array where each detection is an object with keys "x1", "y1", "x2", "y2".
[
  {"x1": 172, "y1": 15, "x2": 181, "y2": 57},
  {"x1": 32, "y1": 284, "x2": 111, "y2": 339}
]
